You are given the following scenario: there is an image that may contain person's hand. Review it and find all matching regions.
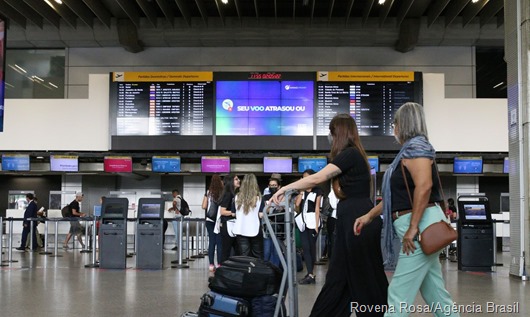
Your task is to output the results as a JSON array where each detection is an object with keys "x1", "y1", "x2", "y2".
[
  {"x1": 353, "y1": 214, "x2": 372, "y2": 235},
  {"x1": 402, "y1": 226, "x2": 419, "y2": 255},
  {"x1": 269, "y1": 188, "x2": 286, "y2": 205}
]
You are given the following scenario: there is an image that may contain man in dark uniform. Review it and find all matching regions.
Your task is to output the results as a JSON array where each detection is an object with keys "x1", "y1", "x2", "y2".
[{"x1": 16, "y1": 193, "x2": 38, "y2": 251}]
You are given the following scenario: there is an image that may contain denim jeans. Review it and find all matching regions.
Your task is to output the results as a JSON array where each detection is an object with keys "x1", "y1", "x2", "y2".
[
  {"x1": 205, "y1": 220, "x2": 222, "y2": 266},
  {"x1": 263, "y1": 237, "x2": 281, "y2": 268}
]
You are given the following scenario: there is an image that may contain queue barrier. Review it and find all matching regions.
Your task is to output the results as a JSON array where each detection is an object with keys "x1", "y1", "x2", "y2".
[{"x1": 0, "y1": 216, "x2": 209, "y2": 269}]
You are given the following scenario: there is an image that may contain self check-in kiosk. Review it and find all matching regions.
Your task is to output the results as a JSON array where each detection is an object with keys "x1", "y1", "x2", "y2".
[
  {"x1": 99, "y1": 197, "x2": 128, "y2": 269},
  {"x1": 136, "y1": 198, "x2": 164, "y2": 269},
  {"x1": 457, "y1": 194, "x2": 494, "y2": 272}
]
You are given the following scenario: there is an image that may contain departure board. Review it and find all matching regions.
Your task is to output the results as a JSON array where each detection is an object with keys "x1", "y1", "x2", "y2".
[
  {"x1": 109, "y1": 72, "x2": 214, "y2": 136},
  {"x1": 215, "y1": 72, "x2": 314, "y2": 136},
  {"x1": 316, "y1": 72, "x2": 422, "y2": 136}
]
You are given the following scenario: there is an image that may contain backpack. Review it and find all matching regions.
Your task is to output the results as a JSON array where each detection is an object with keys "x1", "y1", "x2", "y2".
[
  {"x1": 179, "y1": 196, "x2": 191, "y2": 216},
  {"x1": 61, "y1": 204, "x2": 71, "y2": 218},
  {"x1": 320, "y1": 195, "x2": 332, "y2": 218},
  {"x1": 206, "y1": 197, "x2": 219, "y2": 220}
]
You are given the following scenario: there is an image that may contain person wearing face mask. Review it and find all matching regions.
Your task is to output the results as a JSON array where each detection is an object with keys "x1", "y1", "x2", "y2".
[
  {"x1": 260, "y1": 177, "x2": 283, "y2": 267},
  {"x1": 219, "y1": 174, "x2": 241, "y2": 263}
]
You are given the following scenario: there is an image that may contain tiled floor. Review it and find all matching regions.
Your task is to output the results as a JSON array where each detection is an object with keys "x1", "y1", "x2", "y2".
[{"x1": 0, "y1": 245, "x2": 527, "y2": 317}]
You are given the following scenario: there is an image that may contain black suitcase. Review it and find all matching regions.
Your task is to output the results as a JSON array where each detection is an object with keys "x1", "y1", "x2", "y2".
[
  {"x1": 199, "y1": 291, "x2": 249, "y2": 317},
  {"x1": 210, "y1": 256, "x2": 282, "y2": 298},
  {"x1": 251, "y1": 294, "x2": 286, "y2": 317}
]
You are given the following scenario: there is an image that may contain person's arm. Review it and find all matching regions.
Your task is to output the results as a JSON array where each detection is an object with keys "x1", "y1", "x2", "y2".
[
  {"x1": 353, "y1": 201, "x2": 383, "y2": 235},
  {"x1": 202, "y1": 195, "x2": 208, "y2": 210},
  {"x1": 220, "y1": 194, "x2": 235, "y2": 217},
  {"x1": 401, "y1": 157, "x2": 433, "y2": 255},
  {"x1": 71, "y1": 207, "x2": 85, "y2": 217},
  {"x1": 271, "y1": 163, "x2": 341, "y2": 204},
  {"x1": 315, "y1": 195, "x2": 322, "y2": 233}
]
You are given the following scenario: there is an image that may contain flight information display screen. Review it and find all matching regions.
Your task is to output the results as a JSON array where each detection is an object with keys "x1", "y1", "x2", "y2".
[
  {"x1": 109, "y1": 72, "x2": 214, "y2": 136},
  {"x1": 316, "y1": 72, "x2": 422, "y2": 136},
  {"x1": 215, "y1": 72, "x2": 314, "y2": 136}
]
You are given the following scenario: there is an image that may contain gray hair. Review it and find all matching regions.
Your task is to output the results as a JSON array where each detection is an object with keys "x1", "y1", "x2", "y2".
[{"x1": 394, "y1": 102, "x2": 428, "y2": 143}]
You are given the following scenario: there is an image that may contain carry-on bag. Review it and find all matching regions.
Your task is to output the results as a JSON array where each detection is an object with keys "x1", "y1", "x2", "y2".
[
  {"x1": 199, "y1": 291, "x2": 249, "y2": 317},
  {"x1": 209, "y1": 256, "x2": 282, "y2": 298},
  {"x1": 251, "y1": 294, "x2": 286, "y2": 317}
]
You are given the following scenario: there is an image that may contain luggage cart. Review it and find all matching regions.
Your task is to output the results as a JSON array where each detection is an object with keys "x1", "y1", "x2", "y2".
[{"x1": 262, "y1": 189, "x2": 300, "y2": 317}]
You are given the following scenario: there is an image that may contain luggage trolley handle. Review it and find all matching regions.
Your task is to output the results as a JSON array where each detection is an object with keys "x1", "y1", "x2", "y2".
[{"x1": 264, "y1": 188, "x2": 299, "y2": 317}]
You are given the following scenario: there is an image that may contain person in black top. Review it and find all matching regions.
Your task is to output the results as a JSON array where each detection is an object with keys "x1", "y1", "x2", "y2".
[
  {"x1": 219, "y1": 174, "x2": 241, "y2": 263},
  {"x1": 271, "y1": 114, "x2": 388, "y2": 316},
  {"x1": 16, "y1": 193, "x2": 39, "y2": 251},
  {"x1": 63, "y1": 192, "x2": 87, "y2": 249},
  {"x1": 295, "y1": 169, "x2": 323, "y2": 285}
]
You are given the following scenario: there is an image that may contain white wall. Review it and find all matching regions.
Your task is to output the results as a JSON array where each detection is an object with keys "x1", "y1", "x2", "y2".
[
  {"x1": 0, "y1": 73, "x2": 508, "y2": 152},
  {"x1": 65, "y1": 46, "x2": 476, "y2": 99}
]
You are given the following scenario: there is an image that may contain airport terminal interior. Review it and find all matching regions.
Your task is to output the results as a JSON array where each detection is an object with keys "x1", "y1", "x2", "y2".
[{"x1": 0, "y1": 0, "x2": 529, "y2": 316}]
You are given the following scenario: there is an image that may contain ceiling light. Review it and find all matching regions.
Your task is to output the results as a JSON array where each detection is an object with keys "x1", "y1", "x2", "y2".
[
  {"x1": 36, "y1": 156, "x2": 44, "y2": 159},
  {"x1": 54, "y1": 0, "x2": 63, "y2": 4},
  {"x1": 221, "y1": 0, "x2": 228, "y2": 4},
  {"x1": 471, "y1": 0, "x2": 479, "y2": 3},
  {"x1": 378, "y1": 0, "x2": 386, "y2": 4}
]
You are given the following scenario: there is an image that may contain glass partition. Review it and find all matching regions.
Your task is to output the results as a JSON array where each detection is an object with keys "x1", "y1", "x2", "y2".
[
  {"x1": 49, "y1": 191, "x2": 76, "y2": 209},
  {"x1": 8, "y1": 190, "x2": 34, "y2": 210}
]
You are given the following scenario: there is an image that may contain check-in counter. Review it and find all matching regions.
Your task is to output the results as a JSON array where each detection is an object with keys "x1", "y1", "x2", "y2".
[{"x1": 491, "y1": 212, "x2": 510, "y2": 237}]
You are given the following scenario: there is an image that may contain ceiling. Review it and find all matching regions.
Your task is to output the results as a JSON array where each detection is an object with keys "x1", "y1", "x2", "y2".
[{"x1": 0, "y1": 0, "x2": 505, "y2": 52}]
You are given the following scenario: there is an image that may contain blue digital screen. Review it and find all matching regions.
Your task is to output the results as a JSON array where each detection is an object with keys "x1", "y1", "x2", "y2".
[
  {"x1": 216, "y1": 80, "x2": 314, "y2": 136},
  {"x1": 152, "y1": 156, "x2": 181, "y2": 173},
  {"x1": 93, "y1": 205, "x2": 101, "y2": 217},
  {"x1": 503, "y1": 157, "x2": 509, "y2": 174},
  {"x1": 298, "y1": 156, "x2": 327, "y2": 172},
  {"x1": 2, "y1": 154, "x2": 30, "y2": 171},
  {"x1": 453, "y1": 157, "x2": 483, "y2": 174},
  {"x1": 367, "y1": 156, "x2": 379, "y2": 172}
]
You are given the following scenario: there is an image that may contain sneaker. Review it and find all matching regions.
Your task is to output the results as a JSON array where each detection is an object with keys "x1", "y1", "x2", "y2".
[
  {"x1": 15, "y1": 247, "x2": 26, "y2": 251},
  {"x1": 209, "y1": 264, "x2": 215, "y2": 272},
  {"x1": 172, "y1": 246, "x2": 178, "y2": 251},
  {"x1": 63, "y1": 244, "x2": 69, "y2": 250},
  {"x1": 299, "y1": 274, "x2": 315, "y2": 285}
]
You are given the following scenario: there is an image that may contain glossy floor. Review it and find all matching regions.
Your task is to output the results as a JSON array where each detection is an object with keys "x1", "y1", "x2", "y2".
[{"x1": 0, "y1": 247, "x2": 527, "y2": 317}]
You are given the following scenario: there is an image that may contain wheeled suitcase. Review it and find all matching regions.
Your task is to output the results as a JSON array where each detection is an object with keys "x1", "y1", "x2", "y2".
[
  {"x1": 209, "y1": 256, "x2": 282, "y2": 298},
  {"x1": 199, "y1": 291, "x2": 249, "y2": 317},
  {"x1": 251, "y1": 294, "x2": 286, "y2": 317}
]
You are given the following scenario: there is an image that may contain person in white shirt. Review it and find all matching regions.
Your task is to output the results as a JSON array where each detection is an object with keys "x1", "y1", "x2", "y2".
[
  {"x1": 233, "y1": 174, "x2": 263, "y2": 258},
  {"x1": 168, "y1": 189, "x2": 182, "y2": 251}
]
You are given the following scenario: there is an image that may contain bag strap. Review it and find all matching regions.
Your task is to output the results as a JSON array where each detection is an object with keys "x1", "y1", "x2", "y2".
[{"x1": 400, "y1": 160, "x2": 446, "y2": 210}]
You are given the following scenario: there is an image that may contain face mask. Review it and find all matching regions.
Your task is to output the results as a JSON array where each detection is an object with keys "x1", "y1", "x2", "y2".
[
  {"x1": 327, "y1": 133, "x2": 333, "y2": 145},
  {"x1": 269, "y1": 187, "x2": 278, "y2": 194}
]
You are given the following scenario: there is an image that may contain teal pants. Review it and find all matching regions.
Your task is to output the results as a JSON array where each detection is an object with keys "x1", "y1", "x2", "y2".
[{"x1": 385, "y1": 205, "x2": 460, "y2": 317}]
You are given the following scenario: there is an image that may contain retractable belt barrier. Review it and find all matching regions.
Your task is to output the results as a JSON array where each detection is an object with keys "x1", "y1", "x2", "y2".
[{"x1": 1, "y1": 216, "x2": 209, "y2": 270}]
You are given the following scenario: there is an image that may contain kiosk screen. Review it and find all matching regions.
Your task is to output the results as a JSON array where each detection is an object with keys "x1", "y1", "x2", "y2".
[
  {"x1": 140, "y1": 203, "x2": 162, "y2": 218},
  {"x1": 103, "y1": 204, "x2": 126, "y2": 218},
  {"x1": 462, "y1": 203, "x2": 487, "y2": 220}
]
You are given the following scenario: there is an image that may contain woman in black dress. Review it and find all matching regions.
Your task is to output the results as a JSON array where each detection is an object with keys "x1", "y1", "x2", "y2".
[{"x1": 271, "y1": 113, "x2": 388, "y2": 316}]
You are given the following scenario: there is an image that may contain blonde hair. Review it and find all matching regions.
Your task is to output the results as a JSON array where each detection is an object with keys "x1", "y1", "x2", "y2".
[{"x1": 236, "y1": 174, "x2": 260, "y2": 214}]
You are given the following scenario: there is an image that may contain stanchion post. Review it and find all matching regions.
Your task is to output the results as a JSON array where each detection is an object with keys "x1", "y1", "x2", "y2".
[
  {"x1": 185, "y1": 218, "x2": 194, "y2": 261},
  {"x1": 201, "y1": 220, "x2": 207, "y2": 256},
  {"x1": 314, "y1": 231, "x2": 325, "y2": 265},
  {"x1": 39, "y1": 219, "x2": 52, "y2": 255},
  {"x1": 172, "y1": 217, "x2": 189, "y2": 268},
  {"x1": 50, "y1": 220, "x2": 62, "y2": 258},
  {"x1": 85, "y1": 217, "x2": 99, "y2": 268},
  {"x1": 81, "y1": 218, "x2": 91, "y2": 253},
  {"x1": 191, "y1": 219, "x2": 203, "y2": 258},
  {"x1": 29, "y1": 219, "x2": 34, "y2": 251},
  {"x1": 0, "y1": 217, "x2": 8, "y2": 266},
  {"x1": 4, "y1": 218, "x2": 18, "y2": 263}
]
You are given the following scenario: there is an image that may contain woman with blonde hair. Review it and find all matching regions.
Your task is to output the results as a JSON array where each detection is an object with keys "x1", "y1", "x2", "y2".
[{"x1": 233, "y1": 174, "x2": 263, "y2": 258}]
